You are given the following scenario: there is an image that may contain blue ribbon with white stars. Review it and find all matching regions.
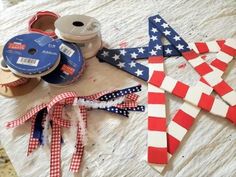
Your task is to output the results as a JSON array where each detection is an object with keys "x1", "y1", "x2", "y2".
[
  {"x1": 97, "y1": 47, "x2": 149, "y2": 81},
  {"x1": 103, "y1": 45, "x2": 181, "y2": 60},
  {"x1": 148, "y1": 21, "x2": 164, "y2": 56},
  {"x1": 149, "y1": 15, "x2": 190, "y2": 53},
  {"x1": 98, "y1": 85, "x2": 145, "y2": 117}
]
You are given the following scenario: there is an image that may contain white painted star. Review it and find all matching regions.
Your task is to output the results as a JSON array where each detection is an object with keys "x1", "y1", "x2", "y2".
[
  {"x1": 112, "y1": 54, "x2": 120, "y2": 61},
  {"x1": 161, "y1": 23, "x2": 169, "y2": 28},
  {"x1": 130, "y1": 52, "x2": 138, "y2": 59},
  {"x1": 120, "y1": 49, "x2": 127, "y2": 56},
  {"x1": 138, "y1": 47, "x2": 145, "y2": 53},
  {"x1": 154, "y1": 17, "x2": 161, "y2": 23},
  {"x1": 129, "y1": 61, "x2": 136, "y2": 68},
  {"x1": 173, "y1": 35, "x2": 181, "y2": 41},
  {"x1": 150, "y1": 35, "x2": 157, "y2": 41},
  {"x1": 163, "y1": 30, "x2": 171, "y2": 36},
  {"x1": 151, "y1": 27, "x2": 158, "y2": 33},
  {"x1": 154, "y1": 44, "x2": 162, "y2": 50},
  {"x1": 176, "y1": 44, "x2": 184, "y2": 50},
  {"x1": 101, "y1": 51, "x2": 109, "y2": 57},
  {"x1": 135, "y1": 69, "x2": 143, "y2": 76},
  {"x1": 165, "y1": 48, "x2": 172, "y2": 54},
  {"x1": 117, "y1": 62, "x2": 125, "y2": 68},
  {"x1": 149, "y1": 49, "x2": 157, "y2": 55}
]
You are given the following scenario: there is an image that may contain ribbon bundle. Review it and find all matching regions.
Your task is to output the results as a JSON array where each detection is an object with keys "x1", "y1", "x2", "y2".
[
  {"x1": 97, "y1": 14, "x2": 236, "y2": 173},
  {"x1": 6, "y1": 85, "x2": 145, "y2": 177}
]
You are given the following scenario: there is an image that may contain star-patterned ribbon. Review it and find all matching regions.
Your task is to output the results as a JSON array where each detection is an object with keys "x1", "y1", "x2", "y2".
[{"x1": 6, "y1": 85, "x2": 145, "y2": 177}]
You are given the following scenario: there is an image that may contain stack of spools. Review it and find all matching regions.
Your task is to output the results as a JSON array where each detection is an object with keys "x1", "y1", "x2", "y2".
[{"x1": 0, "y1": 11, "x2": 102, "y2": 97}]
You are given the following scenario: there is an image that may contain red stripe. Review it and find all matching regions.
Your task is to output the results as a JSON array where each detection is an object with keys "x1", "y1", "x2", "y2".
[
  {"x1": 210, "y1": 59, "x2": 228, "y2": 72},
  {"x1": 148, "y1": 117, "x2": 166, "y2": 131},
  {"x1": 173, "y1": 110, "x2": 195, "y2": 130},
  {"x1": 167, "y1": 134, "x2": 180, "y2": 155},
  {"x1": 182, "y1": 50, "x2": 199, "y2": 60},
  {"x1": 195, "y1": 63, "x2": 213, "y2": 76},
  {"x1": 226, "y1": 106, "x2": 236, "y2": 124},
  {"x1": 148, "y1": 56, "x2": 164, "y2": 63},
  {"x1": 148, "y1": 71, "x2": 165, "y2": 87},
  {"x1": 148, "y1": 92, "x2": 166, "y2": 104},
  {"x1": 216, "y1": 40, "x2": 225, "y2": 48},
  {"x1": 213, "y1": 80, "x2": 233, "y2": 96},
  {"x1": 198, "y1": 93, "x2": 214, "y2": 112},
  {"x1": 148, "y1": 147, "x2": 168, "y2": 164},
  {"x1": 221, "y1": 43, "x2": 236, "y2": 56},
  {"x1": 195, "y1": 42, "x2": 209, "y2": 54},
  {"x1": 172, "y1": 81, "x2": 189, "y2": 98}
]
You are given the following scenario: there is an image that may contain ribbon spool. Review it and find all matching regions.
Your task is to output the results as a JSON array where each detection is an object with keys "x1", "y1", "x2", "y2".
[
  {"x1": 0, "y1": 45, "x2": 40, "y2": 97},
  {"x1": 55, "y1": 15, "x2": 102, "y2": 59},
  {"x1": 3, "y1": 33, "x2": 61, "y2": 78},
  {"x1": 42, "y1": 40, "x2": 85, "y2": 86},
  {"x1": 28, "y1": 11, "x2": 60, "y2": 38}
]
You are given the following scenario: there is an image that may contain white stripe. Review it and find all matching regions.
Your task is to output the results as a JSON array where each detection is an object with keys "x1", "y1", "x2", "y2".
[
  {"x1": 149, "y1": 63, "x2": 164, "y2": 73},
  {"x1": 217, "y1": 51, "x2": 233, "y2": 64},
  {"x1": 221, "y1": 91, "x2": 236, "y2": 106},
  {"x1": 184, "y1": 87, "x2": 203, "y2": 105},
  {"x1": 225, "y1": 38, "x2": 236, "y2": 49},
  {"x1": 181, "y1": 102, "x2": 200, "y2": 118},
  {"x1": 148, "y1": 104, "x2": 166, "y2": 117},
  {"x1": 168, "y1": 121, "x2": 187, "y2": 141},
  {"x1": 195, "y1": 81, "x2": 213, "y2": 94},
  {"x1": 210, "y1": 99, "x2": 228, "y2": 117},
  {"x1": 188, "y1": 56, "x2": 205, "y2": 67},
  {"x1": 148, "y1": 131, "x2": 167, "y2": 148},
  {"x1": 202, "y1": 72, "x2": 222, "y2": 87},
  {"x1": 148, "y1": 84, "x2": 164, "y2": 93},
  {"x1": 211, "y1": 66, "x2": 224, "y2": 77},
  {"x1": 206, "y1": 41, "x2": 221, "y2": 52},
  {"x1": 161, "y1": 76, "x2": 177, "y2": 93}
]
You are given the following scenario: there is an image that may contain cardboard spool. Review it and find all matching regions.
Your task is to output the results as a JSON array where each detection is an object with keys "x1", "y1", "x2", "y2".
[{"x1": 0, "y1": 45, "x2": 40, "y2": 97}]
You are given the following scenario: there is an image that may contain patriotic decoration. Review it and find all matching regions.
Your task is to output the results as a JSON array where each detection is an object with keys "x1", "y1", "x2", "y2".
[
  {"x1": 6, "y1": 85, "x2": 145, "y2": 177},
  {"x1": 147, "y1": 22, "x2": 168, "y2": 164},
  {"x1": 96, "y1": 13, "x2": 236, "y2": 174}
]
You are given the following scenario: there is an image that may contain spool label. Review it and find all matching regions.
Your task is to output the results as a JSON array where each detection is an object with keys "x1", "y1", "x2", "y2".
[
  {"x1": 59, "y1": 43, "x2": 75, "y2": 57},
  {"x1": 8, "y1": 43, "x2": 26, "y2": 50},
  {"x1": 17, "y1": 57, "x2": 39, "y2": 67},
  {"x1": 3, "y1": 33, "x2": 60, "y2": 75}
]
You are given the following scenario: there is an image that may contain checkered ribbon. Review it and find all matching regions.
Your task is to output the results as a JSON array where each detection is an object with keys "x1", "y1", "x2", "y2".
[
  {"x1": 1, "y1": 78, "x2": 29, "y2": 87},
  {"x1": 6, "y1": 85, "x2": 144, "y2": 177}
]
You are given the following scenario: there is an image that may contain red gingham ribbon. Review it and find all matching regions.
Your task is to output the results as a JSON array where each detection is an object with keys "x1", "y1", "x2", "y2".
[
  {"x1": 1, "y1": 78, "x2": 29, "y2": 88},
  {"x1": 6, "y1": 87, "x2": 143, "y2": 177}
]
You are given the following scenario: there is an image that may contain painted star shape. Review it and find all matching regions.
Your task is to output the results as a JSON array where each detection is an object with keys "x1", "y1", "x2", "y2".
[
  {"x1": 154, "y1": 17, "x2": 161, "y2": 23},
  {"x1": 129, "y1": 61, "x2": 136, "y2": 68},
  {"x1": 135, "y1": 69, "x2": 143, "y2": 76},
  {"x1": 101, "y1": 51, "x2": 109, "y2": 57},
  {"x1": 150, "y1": 35, "x2": 158, "y2": 41},
  {"x1": 165, "y1": 48, "x2": 172, "y2": 54},
  {"x1": 154, "y1": 44, "x2": 162, "y2": 50},
  {"x1": 138, "y1": 47, "x2": 145, "y2": 53},
  {"x1": 161, "y1": 23, "x2": 169, "y2": 28},
  {"x1": 176, "y1": 44, "x2": 184, "y2": 50},
  {"x1": 120, "y1": 49, "x2": 127, "y2": 56},
  {"x1": 173, "y1": 35, "x2": 181, "y2": 41},
  {"x1": 130, "y1": 52, "x2": 138, "y2": 59},
  {"x1": 163, "y1": 30, "x2": 171, "y2": 36},
  {"x1": 149, "y1": 49, "x2": 157, "y2": 56},
  {"x1": 151, "y1": 27, "x2": 158, "y2": 33},
  {"x1": 112, "y1": 54, "x2": 120, "y2": 61},
  {"x1": 117, "y1": 62, "x2": 125, "y2": 68}
]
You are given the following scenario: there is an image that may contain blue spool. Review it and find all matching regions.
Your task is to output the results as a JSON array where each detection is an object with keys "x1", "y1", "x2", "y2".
[
  {"x1": 42, "y1": 40, "x2": 84, "y2": 85},
  {"x1": 3, "y1": 33, "x2": 60, "y2": 77}
]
